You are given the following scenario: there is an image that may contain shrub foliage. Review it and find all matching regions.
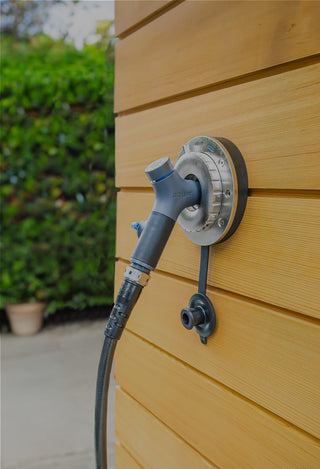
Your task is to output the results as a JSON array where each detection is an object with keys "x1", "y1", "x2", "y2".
[{"x1": 1, "y1": 35, "x2": 116, "y2": 311}]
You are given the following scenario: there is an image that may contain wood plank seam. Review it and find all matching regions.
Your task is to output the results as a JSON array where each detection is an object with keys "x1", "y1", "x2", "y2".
[
  {"x1": 118, "y1": 187, "x2": 320, "y2": 199},
  {"x1": 248, "y1": 189, "x2": 320, "y2": 199},
  {"x1": 116, "y1": 442, "x2": 143, "y2": 469},
  {"x1": 116, "y1": 387, "x2": 219, "y2": 469},
  {"x1": 115, "y1": 257, "x2": 320, "y2": 327},
  {"x1": 119, "y1": 329, "x2": 320, "y2": 444},
  {"x1": 116, "y1": 54, "x2": 320, "y2": 116},
  {"x1": 116, "y1": 0, "x2": 185, "y2": 39}
]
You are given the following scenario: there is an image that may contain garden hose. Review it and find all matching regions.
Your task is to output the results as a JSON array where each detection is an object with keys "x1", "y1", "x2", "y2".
[
  {"x1": 95, "y1": 335, "x2": 116, "y2": 469},
  {"x1": 95, "y1": 279, "x2": 144, "y2": 469},
  {"x1": 94, "y1": 156, "x2": 200, "y2": 469}
]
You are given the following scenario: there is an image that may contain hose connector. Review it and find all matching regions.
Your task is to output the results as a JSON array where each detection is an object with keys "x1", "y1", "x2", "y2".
[
  {"x1": 130, "y1": 157, "x2": 201, "y2": 271},
  {"x1": 145, "y1": 157, "x2": 201, "y2": 221},
  {"x1": 123, "y1": 266, "x2": 149, "y2": 287}
]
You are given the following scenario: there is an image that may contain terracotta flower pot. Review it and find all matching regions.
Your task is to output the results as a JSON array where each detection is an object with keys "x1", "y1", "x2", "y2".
[{"x1": 5, "y1": 302, "x2": 45, "y2": 336}]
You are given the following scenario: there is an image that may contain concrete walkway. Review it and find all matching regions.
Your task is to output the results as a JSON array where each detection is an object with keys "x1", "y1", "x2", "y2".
[{"x1": 2, "y1": 320, "x2": 116, "y2": 469}]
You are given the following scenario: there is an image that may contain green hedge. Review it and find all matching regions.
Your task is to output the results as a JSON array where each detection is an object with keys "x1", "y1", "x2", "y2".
[{"x1": 0, "y1": 35, "x2": 116, "y2": 312}]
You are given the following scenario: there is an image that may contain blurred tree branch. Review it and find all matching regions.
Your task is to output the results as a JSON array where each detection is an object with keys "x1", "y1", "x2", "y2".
[{"x1": 0, "y1": 0, "x2": 64, "y2": 39}]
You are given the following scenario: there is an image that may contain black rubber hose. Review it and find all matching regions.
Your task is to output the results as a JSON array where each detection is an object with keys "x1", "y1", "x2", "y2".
[
  {"x1": 95, "y1": 336, "x2": 116, "y2": 469},
  {"x1": 95, "y1": 279, "x2": 144, "y2": 469}
]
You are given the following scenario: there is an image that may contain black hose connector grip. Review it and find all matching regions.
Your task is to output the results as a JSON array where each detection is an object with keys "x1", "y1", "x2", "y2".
[
  {"x1": 104, "y1": 279, "x2": 143, "y2": 340},
  {"x1": 131, "y1": 211, "x2": 175, "y2": 271}
]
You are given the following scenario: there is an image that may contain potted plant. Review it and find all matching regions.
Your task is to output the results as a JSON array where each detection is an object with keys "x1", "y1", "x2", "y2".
[
  {"x1": 0, "y1": 240, "x2": 54, "y2": 336},
  {"x1": 5, "y1": 302, "x2": 45, "y2": 336}
]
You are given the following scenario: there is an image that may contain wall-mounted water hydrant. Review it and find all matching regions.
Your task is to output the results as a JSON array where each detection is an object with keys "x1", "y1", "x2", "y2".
[{"x1": 95, "y1": 136, "x2": 248, "y2": 469}]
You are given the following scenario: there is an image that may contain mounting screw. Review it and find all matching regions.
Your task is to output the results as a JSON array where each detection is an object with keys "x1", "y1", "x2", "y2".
[
  {"x1": 225, "y1": 189, "x2": 231, "y2": 198},
  {"x1": 218, "y1": 159, "x2": 225, "y2": 167},
  {"x1": 218, "y1": 218, "x2": 225, "y2": 228}
]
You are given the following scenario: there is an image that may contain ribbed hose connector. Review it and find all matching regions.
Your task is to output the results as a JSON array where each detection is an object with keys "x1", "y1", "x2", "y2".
[{"x1": 104, "y1": 279, "x2": 143, "y2": 340}]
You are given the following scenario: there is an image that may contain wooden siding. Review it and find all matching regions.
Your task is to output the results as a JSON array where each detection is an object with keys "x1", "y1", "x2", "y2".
[
  {"x1": 117, "y1": 193, "x2": 320, "y2": 319},
  {"x1": 114, "y1": 1, "x2": 320, "y2": 468},
  {"x1": 115, "y1": 262, "x2": 320, "y2": 439},
  {"x1": 115, "y1": 442, "x2": 142, "y2": 469},
  {"x1": 116, "y1": 332, "x2": 320, "y2": 468},
  {"x1": 115, "y1": 63, "x2": 320, "y2": 190},
  {"x1": 115, "y1": 387, "x2": 216, "y2": 468},
  {"x1": 115, "y1": 1, "x2": 320, "y2": 112},
  {"x1": 115, "y1": 0, "x2": 181, "y2": 37}
]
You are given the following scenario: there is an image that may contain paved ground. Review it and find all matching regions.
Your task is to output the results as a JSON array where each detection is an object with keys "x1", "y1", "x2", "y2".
[{"x1": 2, "y1": 319, "x2": 116, "y2": 469}]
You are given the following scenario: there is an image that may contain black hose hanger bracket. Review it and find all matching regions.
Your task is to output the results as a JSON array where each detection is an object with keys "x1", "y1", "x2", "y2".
[{"x1": 180, "y1": 244, "x2": 216, "y2": 345}]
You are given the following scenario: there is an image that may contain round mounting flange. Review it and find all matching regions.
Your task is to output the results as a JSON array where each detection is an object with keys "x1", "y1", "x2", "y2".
[
  {"x1": 175, "y1": 136, "x2": 248, "y2": 245},
  {"x1": 181, "y1": 293, "x2": 216, "y2": 345}
]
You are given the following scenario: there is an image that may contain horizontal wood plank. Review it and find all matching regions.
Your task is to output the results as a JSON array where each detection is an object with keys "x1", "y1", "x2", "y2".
[
  {"x1": 115, "y1": 0, "x2": 179, "y2": 37},
  {"x1": 116, "y1": 192, "x2": 320, "y2": 318},
  {"x1": 115, "y1": 331, "x2": 320, "y2": 468},
  {"x1": 116, "y1": 442, "x2": 142, "y2": 469},
  {"x1": 115, "y1": 1, "x2": 320, "y2": 111},
  {"x1": 115, "y1": 387, "x2": 216, "y2": 468},
  {"x1": 115, "y1": 63, "x2": 320, "y2": 190},
  {"x1": 115, "y1": 261, "x2": 320, "y2": 438}
]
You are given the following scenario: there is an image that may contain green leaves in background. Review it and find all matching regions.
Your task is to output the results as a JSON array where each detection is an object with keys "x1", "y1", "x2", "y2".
[{"x1": 0, "y1": 34, "x2": 116, "y2": 312}]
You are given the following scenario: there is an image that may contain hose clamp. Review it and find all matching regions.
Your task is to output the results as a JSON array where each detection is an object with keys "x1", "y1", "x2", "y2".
[{"x1": 124, "y1": 266, "x2": 149, "y2": 287}]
